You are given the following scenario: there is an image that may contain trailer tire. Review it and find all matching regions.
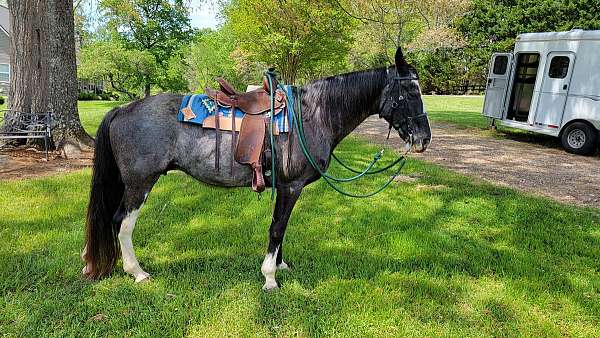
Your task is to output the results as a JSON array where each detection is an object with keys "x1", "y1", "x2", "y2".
[{"x1": 560, "y1": 122, "x2": 598, "y2": 155}]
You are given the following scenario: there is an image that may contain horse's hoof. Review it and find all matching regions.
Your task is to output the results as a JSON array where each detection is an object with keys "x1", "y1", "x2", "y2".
[
  {"x1": 81, "y1": 265, "x2": 91, "y2": 276},
  {"x1": 262, "y1": 281, "x2": 279, "y2": 292},
  {"x1": 277, "y1": 261, "x2": 290, "y2": 271},
  {"x1": 135, "y1": 273, "x2": 151, "y2": 284}
]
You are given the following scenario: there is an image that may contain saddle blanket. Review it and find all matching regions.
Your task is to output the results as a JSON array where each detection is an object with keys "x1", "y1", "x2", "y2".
[{"x1": 177, "y1": 92, "x2": 292, "y2": 134}]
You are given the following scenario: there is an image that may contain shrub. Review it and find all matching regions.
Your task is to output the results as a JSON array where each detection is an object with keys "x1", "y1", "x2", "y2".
[{"x1": 78, "y1": 92, "x2": 98, "y2": 101}]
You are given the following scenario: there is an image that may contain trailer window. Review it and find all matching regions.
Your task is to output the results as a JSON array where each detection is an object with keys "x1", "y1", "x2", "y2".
[
  {"x1": 493, "y1": 55, "x2": 509, "y2": 75},
  {"x1": 548, "y1": 56, "x2": 570, "y2": 79}
]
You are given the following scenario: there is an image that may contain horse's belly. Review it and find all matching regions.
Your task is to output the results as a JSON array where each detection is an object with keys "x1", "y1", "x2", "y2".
[
  {"x1": 174, "y1": 130, "x2": 255, "y2": 187},
  {"x1": 183, "y1": 161, "x2": 254, "y2": 187}
]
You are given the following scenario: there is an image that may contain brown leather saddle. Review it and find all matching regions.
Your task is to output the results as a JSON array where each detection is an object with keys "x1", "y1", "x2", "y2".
[{"x1": 204, "y1": 76, "x2": 286, "y2": 193}]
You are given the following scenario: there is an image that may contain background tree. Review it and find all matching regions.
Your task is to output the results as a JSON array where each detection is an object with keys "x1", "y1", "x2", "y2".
[
  {"x1": 46, "y1": 0, "x2": 94, "y2": 154},
  {"x1": 78, "y1": 41, "x2": 158, "y2": 100},
  {"x1": 456, "y1": 0, "x2": 600, "y2": 83},
  {"x1": 99, "y1": 0, "x2": 195, "y2": 96},
  {"x1": 185, "y1": 27, "x2": 263, "y2": 92},
  {"x1": 7, "y1": 0, "x2": 93, "y2": 157},
  {"x1": 333, "y1": 0, "x2": 469, "y2": 92},
  {"x1": 6, "y1": 0, "x2": 47, "y2": 113},
  {"x1": 224, "y1": 0, "x2": 354, "y2": 83}
]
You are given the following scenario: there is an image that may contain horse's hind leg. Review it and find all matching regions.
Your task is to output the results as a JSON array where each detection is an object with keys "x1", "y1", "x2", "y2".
[{"x1": 115, "y1": 183, "x2": 155, "y2": 283}]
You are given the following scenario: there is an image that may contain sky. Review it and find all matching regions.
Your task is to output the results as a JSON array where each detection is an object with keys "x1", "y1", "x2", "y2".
[
  {"x1": 84, "y1": 1, "x2": 219, "y2": 31},
  {"x1": 189, "y1": 6, "x2": 219, "y2": 29}
]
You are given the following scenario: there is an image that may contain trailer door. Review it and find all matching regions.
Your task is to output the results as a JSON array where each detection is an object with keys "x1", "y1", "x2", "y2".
[
  {"x1": 483, "y1": 53, "x2": 513, "y2": 119},
  {"x1": 534, "y1": 52, "x2": 575, "y2": 129}
]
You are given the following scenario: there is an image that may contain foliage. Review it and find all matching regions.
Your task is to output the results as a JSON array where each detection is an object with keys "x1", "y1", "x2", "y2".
[
  {"x1": 77, "y1": 91, "x2": 120, "y2": 101},
  {"x1": 77, "y1": 92, "x2": 98, "y2": 101},
  {"x1": 78, "y1": 41, "x2": 158, "y2": 99},
  {"x1": 456, "y1": 0, "x2": 600, "y2": 83},
  {"x1": 224, "y1": 0, "x2": 354, "y2": 83},
  {"x1": 1, "y1": 100, "x2": 599, "y2": 336},
  {"x1": 99, "y1": 0, "x2": 195, "y2": 94},
  {"x1": 185, "y1": 27, "x2": 263, "y2": 93},
  {"x1": 339, "y1": 0, "x2": 470, "y2": 91}
]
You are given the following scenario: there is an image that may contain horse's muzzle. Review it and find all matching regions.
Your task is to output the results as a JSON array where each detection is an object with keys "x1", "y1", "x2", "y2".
[{"x1": 411, "y1": 137, "x2": 430, "y2": 153}]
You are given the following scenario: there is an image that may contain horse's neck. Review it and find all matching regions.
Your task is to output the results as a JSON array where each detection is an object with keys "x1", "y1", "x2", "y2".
[{"x1": 301, "y1": 68, "x2": 389, "y2": 148}]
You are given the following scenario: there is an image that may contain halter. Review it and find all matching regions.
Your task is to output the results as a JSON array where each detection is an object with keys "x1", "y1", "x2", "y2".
[{"x1": 381, "y1": 72, "x2": 428, "y2": 143}]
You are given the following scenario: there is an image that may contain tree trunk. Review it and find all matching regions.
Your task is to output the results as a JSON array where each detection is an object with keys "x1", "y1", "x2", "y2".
[
  {"x1": 6, "y1": 0, "x2": 93, "y2": 157},
  {"x1": 6, "y1": 0, "x2": 34, "y2": 113},
  {"x1": 30, "y1": 0, "x2": 49, "y2": 113},
  {"x1": 45, "y1": 0, "x2": 94, "y2": 157},
  {"x1": 144, "y1": 80, "x2": 151, "y2": 98}
]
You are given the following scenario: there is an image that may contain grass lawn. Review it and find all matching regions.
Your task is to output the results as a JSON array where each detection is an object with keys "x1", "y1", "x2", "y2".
[
  {"x1": 423, "y1": 95, "x2": 489, "y2": 129},
  {"x1": 0, "y1": 101, "x2": 599, "y2": 336},
  {"x1": 78, "y1": 100, "x2": 126, "y2": 137},
  {"x1": 77, "y1": 97, "x2": 490, "y2": 135}
]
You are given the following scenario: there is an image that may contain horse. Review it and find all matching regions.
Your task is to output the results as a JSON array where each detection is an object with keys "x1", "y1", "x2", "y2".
[{"x1": 81, "y1": 47, "x2": 431, "y2": 291}]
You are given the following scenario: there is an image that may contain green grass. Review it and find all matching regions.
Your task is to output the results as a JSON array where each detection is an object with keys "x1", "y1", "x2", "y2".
[
  {"x1": 78, "y1": 100, "x2": 127, "y2": 137},
  {"x1": 424, "y1": 95, "x2": 488, "y2": 129},
  {"x1": 1, "y1": 100, "x2": 599, "y2": 336}
]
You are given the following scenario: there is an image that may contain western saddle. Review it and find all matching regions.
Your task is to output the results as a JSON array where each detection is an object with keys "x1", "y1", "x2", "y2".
[{"x1": 204, "y1": 76, "x2": 286, "y2": 193}]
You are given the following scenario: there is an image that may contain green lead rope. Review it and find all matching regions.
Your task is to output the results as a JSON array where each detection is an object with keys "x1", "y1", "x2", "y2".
[
  {"x1": 265, "y1": 70, "x2": 277, "y2": 201},
  {"x1": 291, "y1": 87, "x2": 406, "y2": 198},
  {"x1": 264, "y1": 70, "x2": 407, "y2": 199},
  {"x1": 331, "y1": 152, "x2": 405, "y2": 176}
]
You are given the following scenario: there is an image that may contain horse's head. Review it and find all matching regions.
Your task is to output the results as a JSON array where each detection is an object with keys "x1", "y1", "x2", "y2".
[{"x1": 379, "y1": 47, "x2": 431, "y2": 153}]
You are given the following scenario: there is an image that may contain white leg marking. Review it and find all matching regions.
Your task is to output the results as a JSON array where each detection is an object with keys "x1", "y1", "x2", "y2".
[
  {"x1": 81, "y1": 244, "x2": 92, "y2": 275},
  {"x1": 277, "y1": 260, "x2": 290, "y2": 271},
  {"x1": 81, "y1": 244, "x2": 87, "y2": 261},
  {"x1": 261, "y1": 246, "x2": 279, "y2": 291},
  {"x1": 118, "y1": 207, "x2": 150, "y2": 283}
]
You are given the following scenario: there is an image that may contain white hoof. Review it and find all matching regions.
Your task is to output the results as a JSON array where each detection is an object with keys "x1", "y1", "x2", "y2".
[
  {"x1": 277, "y1": 261, "x2": 290, "y2": 271},
  {"x1": 134, "y1": 272, "x2": 151, "y2": 283},
  {"x1": 262, "y1": 280, "x2": 279, "y2": 292}
]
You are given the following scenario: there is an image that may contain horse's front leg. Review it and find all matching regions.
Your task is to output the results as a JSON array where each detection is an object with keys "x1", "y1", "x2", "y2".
[{"x1": 261, "y1": 182, "x2": 303, "y2": 291}]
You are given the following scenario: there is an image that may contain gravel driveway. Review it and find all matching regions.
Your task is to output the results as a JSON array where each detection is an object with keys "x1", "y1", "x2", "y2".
[{"x1": 355, "y1": 116, "x2": 600, "y2": 208}]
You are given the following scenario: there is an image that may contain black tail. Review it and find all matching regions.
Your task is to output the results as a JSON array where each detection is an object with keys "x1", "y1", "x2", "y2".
[{"x1": 83, "y1": 108, "x2": 124, "y2": 279}]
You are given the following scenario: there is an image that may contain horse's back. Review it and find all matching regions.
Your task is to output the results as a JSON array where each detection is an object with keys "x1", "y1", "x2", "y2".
[{"x1": 108, "y1": 94, "x2": 254, "y2": 187}]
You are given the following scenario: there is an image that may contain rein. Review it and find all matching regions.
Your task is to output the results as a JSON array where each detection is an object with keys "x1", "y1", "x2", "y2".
[{"x1": 265, "y1": 71, "x2": 407, "y2": 199}]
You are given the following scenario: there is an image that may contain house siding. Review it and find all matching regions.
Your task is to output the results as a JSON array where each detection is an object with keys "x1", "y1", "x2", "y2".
[{"x1": 0, "y1": 5, "x2": 9, "y2": 96}]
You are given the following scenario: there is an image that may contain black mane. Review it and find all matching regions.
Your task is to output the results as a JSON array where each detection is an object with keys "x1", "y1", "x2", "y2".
[{"x1": 301, "y1": 66, "x2": 394, "y2": 143}]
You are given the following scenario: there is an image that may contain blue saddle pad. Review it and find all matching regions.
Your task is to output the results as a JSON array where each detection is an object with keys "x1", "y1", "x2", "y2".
[{"x1": 177, "y1": 92, "x2": 292, "y2": 133}]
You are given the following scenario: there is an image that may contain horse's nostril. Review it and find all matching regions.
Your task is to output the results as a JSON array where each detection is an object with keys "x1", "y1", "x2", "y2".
[{"x1": 422, "y1": 137, "x2": 430, "y2": 147}]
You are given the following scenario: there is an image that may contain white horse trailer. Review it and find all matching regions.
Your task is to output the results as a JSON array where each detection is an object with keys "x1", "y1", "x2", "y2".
[{"x1": 482, "y1": 29, "x2": 600, "y2": 155}]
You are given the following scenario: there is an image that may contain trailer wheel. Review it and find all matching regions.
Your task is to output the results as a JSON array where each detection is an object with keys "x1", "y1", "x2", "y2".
[{"x1": 561, "y1": 122, "x2": 598, "y2": 155}]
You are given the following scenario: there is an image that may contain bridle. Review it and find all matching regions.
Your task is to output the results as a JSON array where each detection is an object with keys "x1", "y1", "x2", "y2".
[{"x1": 380, "y1": 71, "x2": 428, "y2": 144}]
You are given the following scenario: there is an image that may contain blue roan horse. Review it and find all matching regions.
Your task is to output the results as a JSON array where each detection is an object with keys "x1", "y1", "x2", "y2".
[{"x1": 82, "y1": 47, "x2": 431, "y2": 290}]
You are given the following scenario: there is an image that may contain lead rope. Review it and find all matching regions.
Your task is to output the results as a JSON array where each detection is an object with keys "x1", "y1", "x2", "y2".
[
  {"x1": 329, "y1": 126, "x2": 404, "y2": 175},
  {"x1": 264, "y1": 71, "x2": 408, "y2": 199},
  {"x1": 265, "y1": 70, "x2": 278, "y2": 201},
  {"x1": 291, "y1": 88, "x2": 407, "y2": 198}
]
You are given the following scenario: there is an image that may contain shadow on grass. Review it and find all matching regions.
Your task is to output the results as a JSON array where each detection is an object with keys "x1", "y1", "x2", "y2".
[{"x1": 1, "y1": 142, "x2": 599, "y2": 335}]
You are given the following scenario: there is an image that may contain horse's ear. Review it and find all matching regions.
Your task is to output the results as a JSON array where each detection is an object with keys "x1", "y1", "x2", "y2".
[{"x1": 395, "y1": 46, "x2": 408, "y2": 68}]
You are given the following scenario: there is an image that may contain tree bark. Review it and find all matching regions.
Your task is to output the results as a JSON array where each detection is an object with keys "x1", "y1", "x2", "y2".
[
  {"x1": 144, "y1": 79, "x2": 151, "y2": 98},
  {"x1": 30, "y1": 0, "x2": 49, "y2": 112},
  {"x1": 6, "y1": 0, "x2": 94, "y2": 157},
  {"x1": 45, "y1": 0, "x2": 94, "y2": 157},
  {"x1": 7, "y1": 0, "x2": 34, "y2": 113}
]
